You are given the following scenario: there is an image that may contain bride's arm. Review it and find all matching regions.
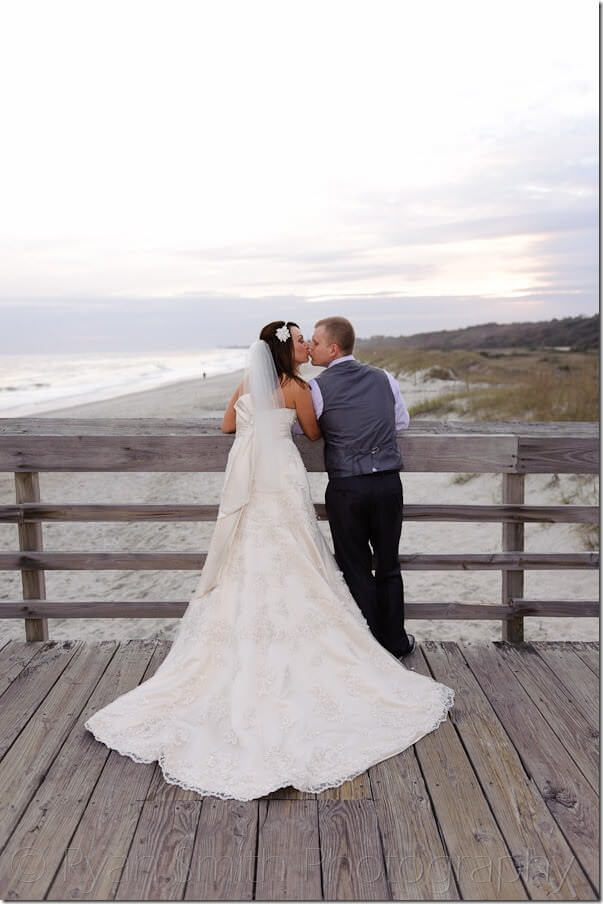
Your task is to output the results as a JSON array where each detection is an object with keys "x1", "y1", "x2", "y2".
[
  {"x1": 221, "y1": 382, "x2": 243, "y2": 433},
  {"x1": 291, "y1": 381, "x2": 321, "y2": 441}
]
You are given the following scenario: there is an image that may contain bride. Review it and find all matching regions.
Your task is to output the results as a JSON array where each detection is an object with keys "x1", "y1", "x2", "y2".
[{"x1": 84, "y1": 320, "x2": 455, "y2": 800}]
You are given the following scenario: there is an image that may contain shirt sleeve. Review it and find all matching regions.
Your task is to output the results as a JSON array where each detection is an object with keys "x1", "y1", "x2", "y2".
[
  {"x1": 292, "y1": 379, "x2": 322, "y2": 434},
  {"x1": 385, "y1": 371, "x2": 410, "y2": 431},
  {"x1": 308, "y1": 378, "x2": 324, "y2": 419}
]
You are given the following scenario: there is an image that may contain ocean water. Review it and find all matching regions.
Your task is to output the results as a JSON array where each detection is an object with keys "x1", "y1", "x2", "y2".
[{"x1": 0, "y1": 348, "x2": 247, "y2": 417}]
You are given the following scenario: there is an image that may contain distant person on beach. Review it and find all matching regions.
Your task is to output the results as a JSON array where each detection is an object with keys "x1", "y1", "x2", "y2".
[
  {"x1": 308, "y1": 316, "x2": 415, "y2": 658},
  {"x1": 84, "y1": 319, "x2": 454, "y2": 801}
]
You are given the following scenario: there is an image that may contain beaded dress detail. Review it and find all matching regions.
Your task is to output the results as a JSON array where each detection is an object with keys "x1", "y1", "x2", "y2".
[{"x1": 84, "y1": 394, "x2": 455, "y2": 800}]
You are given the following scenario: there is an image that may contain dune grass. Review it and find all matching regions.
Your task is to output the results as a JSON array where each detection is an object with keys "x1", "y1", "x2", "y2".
[{"x1": 358, "y1": 347, "x2": 599, "y2": 421}]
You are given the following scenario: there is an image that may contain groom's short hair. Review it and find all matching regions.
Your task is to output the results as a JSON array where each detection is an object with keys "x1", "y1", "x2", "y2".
[{"x1": 315, "y1": 316, "x2": 355, "y2": 355}]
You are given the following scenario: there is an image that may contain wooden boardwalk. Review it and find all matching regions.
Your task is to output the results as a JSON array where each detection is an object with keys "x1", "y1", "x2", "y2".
[{"x1": 0, "y1": 638, "x2": 598, "y2": 901}]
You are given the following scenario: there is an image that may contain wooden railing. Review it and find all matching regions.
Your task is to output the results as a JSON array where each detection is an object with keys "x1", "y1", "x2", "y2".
[{"x1": 0, "y1": 418, "x2": 599, "y2": 643}]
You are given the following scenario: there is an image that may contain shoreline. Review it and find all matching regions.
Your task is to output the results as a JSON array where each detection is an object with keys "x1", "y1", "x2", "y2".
[
  {"x1": 33, "y1": 368, "x2": 247, "y2": 419},
  {"x1": 30, "y1": 362, "x2": 326, "y2": 420},
  {"x1": 0, "y1": 346, "x2": 250, "y2": 419}
]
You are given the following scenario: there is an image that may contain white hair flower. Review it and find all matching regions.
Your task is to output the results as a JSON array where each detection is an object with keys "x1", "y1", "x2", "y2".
[{"x1": 275, "y1": 325, "x2": 290, "y2": 343}]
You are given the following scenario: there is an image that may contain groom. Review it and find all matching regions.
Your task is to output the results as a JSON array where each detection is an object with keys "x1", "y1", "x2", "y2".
[{"x1": 308, "y1": 316, "x2": 415, "y2": 659}]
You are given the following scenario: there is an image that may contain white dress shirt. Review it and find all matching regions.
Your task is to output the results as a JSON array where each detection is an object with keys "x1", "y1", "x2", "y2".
[{"x1": 292, "y1": 355, "x2": 410, "y2": 434}]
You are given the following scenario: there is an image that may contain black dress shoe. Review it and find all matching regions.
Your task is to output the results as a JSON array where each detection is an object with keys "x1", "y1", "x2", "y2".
[{"x1": 397, "y1": 634, "x2": 416, "y2": 658}]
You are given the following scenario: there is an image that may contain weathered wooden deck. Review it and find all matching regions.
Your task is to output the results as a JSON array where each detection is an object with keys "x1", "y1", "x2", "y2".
[{"x1": 0, "y1": 638, "x2": 598, "y2": 900}]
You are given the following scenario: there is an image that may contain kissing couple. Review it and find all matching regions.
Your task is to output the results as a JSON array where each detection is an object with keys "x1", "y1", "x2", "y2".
[{"x1": 85, "y1": 315, "x2": 455, "y2": 800}]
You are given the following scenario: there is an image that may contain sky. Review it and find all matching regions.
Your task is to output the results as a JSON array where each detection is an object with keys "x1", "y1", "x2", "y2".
[{"x1": 0, "y1": 0, "x2": 598, "y2": 351}]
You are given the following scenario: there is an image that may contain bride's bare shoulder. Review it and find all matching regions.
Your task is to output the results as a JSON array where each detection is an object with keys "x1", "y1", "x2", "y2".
[
  {"x1": 280, "y1": 375, "x2": 309, "y2": 392},
  {"x1": 280, "y1": 376, "x2": 309, "y2": 403}
]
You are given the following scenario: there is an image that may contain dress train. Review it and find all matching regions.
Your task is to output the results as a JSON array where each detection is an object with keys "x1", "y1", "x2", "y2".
[{"x1": 84, "y1": 394, "x2": 455, "y2": 800}]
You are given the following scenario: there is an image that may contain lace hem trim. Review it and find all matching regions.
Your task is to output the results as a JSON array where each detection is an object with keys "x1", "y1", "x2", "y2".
[{"x1": 84, "y1": 684, "x2": 455, "y2": 801}]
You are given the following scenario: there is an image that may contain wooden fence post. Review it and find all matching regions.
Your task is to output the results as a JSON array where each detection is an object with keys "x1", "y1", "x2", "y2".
[
  {"x1": 501, "y1": 473, "x2": 525, "y2": 642},
  {"x1": 15, "y1": 471, "x2": 48, "y2": 641}
]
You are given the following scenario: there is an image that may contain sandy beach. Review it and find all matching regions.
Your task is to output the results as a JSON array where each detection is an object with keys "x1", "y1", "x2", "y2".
[{"x1": 0, "y1": 365, "x2": 598, "y2": 644}]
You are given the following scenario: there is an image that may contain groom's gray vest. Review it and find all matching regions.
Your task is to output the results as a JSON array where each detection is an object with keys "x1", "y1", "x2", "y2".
[{"x1": 315, "y1": 359, "x2": 403, "y2": 478}]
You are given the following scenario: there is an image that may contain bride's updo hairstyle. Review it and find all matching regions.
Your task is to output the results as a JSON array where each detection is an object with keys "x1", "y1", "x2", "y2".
[{"x1": 259, "y1": 320, "x2": 306, "y2": 387}]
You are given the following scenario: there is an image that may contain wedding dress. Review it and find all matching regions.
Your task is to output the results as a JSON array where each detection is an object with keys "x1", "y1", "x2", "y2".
[{"x1": 84, "y1": 389, "x2": 455, "y2": 801}]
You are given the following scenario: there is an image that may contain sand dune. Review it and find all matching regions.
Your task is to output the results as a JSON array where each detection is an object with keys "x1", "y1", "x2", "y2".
[{"x1": 0, "y1": 365, "x2": 598, "y2": 644}]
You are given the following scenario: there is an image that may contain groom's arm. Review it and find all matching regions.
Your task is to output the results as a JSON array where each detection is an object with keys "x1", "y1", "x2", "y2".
[
  {"x1": 385, "y1": 372, "x2": 410, "y2": 430},
  {"x1": 308, "y1": 379, "x2": 323, "y2": 418}
]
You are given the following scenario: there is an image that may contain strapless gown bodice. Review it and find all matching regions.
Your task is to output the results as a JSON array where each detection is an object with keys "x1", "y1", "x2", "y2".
[{"x1": 233, "y1": 392, "x2": 298, "y2": 438}]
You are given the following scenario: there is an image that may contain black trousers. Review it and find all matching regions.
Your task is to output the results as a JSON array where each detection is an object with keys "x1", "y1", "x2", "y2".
[{"x1": 325, "y1": 470, "x2": 411, "y2": 657}]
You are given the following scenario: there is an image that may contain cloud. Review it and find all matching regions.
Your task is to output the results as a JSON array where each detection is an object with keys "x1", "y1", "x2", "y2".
[
  {"x1": 0, "y1": 0, "x2": 596, "y2": 345},
  {"x1": 0, "y1": 290, "x2": 595, "y2": 354}
]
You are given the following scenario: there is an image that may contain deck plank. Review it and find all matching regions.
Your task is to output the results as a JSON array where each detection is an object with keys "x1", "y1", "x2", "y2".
[
  {"x1": 369, "y1": 654, "x2": 461, "y2": 901},
  {"x1": 0, "y1": 640, "x2": 116, "y2": 871},
  {"x1": 318, "y1": 799, "x2": 390, "y2": 900},
  {"x1": 44, "y1": 641, "x2": 168, "y2": 902},
  {"x1": 409, "y1": 649, "x2": 528, "y2": 900},
  {"x1": 255, "y1": 799, "x2": 322, "y2": 900},
  {"x1": 183, "y1": 799, "x2": 257, "y2": 901},
  {"x1": 114, "y1": 767, "x2": 202, "y2": 901},
  {"x1": 0, "y1": 640, "x2": 82, "y2": 759},
  {"x1": 530, "y1": 642, "x2": 599, "y2": 728},
  {"x1": 0, "y1": 639, "x2": 46, "y2": 696},
  {"x1": 494, "y1": 642, "x2": 598, "y2": 790},
  {"x1": 317, "y1": 773, "x2": 372, "y2": 800},
  {"x1": 569, "y1": 641, "x2": 600, "y2": 676},
  {"x1": 0, "y1": 641, "x2": 158, "y2": 901},
  {"x1": 265, "y1": 784, "x2": 316, "y2": 800},
  {"x1": 423, "y1": 641, "x2": 596, "y2": 901},
  {"x1": 0, "y1": 639, "x2": 597, "y2": 901},
  {"x1": 460, "y1": 642, "x2": 599, "y2": 893},
  {"x1": 266, "y1": 771, "x2": 371, "y2": 800}
]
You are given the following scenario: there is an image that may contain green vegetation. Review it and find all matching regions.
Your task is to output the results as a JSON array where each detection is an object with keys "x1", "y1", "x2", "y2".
[
  {"x1": 579, "y1": 522, "x2": 600, "y2": 552},
  {"x1": 452, "y1": 473, "x2": 479, "y2": 485},
  {"x1": 423, "y1": 365, "x2": 457, "y2": 381},
  {"x1": 356, "y1": 313, "x2": 599, "y2": 353},
  {"x1": 544, "y1": 474, "x2": 600, "y2": 550},
  {"x1": 408, "y1": 392, "x2": 464, "y2": 417},
  {"x1": 357, "y1": 346, "x2": 599, "y2": 421}
]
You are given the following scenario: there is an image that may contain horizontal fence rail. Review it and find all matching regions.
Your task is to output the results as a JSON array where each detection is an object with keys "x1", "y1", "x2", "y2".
[
  {"x1": 0, "y1": 418, "x2": 599, "y2": 642},
  {"x1": 0, "y1": 551, "x2": 598, "y2": 570},
  {"x1": 0, "y1": 503, "x2": 598, "y2": 524},
  {"x1": 0, "y1": 432, "x2": 598, "y2": 473},
  {"x1": 0, "y1": 599, "x2": 598, "y2": 620}
]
